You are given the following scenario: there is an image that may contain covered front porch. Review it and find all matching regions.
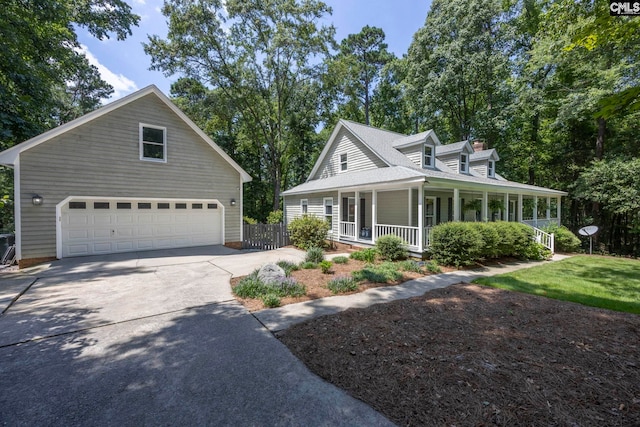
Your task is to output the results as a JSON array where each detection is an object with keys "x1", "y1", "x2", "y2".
[{"x1": 337, "y1": 185, "x2": 562, "y2": 254}]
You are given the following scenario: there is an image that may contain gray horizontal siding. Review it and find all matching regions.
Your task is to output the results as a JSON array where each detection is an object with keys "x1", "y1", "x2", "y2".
[
  {"x1": 19, "y1": 93, "x2": 242, "y2": 259},
  {"x1": 399, "y1": 146, "x2": 421, "y2": 167},
  {"x1": 284, "y1": 192, "x2": 338, "y2": 236},
  {"x1": 377, "y1": 190, "x2": 409, "y2": 226},
  {"x1": 313, "y1": 128, "x2": 386, "y2": 179},
  {"x1": 439, "y1": 153, "x2": 459, "y2": 174},
  {"x1": 471, "y1": 162, "x2": 488, "y2": 177}
]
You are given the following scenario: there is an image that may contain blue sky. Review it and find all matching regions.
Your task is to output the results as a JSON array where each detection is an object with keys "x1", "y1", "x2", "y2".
[{"x1": 77, "y1": 0, "x2": 432, "y2": 100}]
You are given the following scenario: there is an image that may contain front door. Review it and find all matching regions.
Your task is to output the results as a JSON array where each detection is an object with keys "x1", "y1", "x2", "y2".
[{"x1": 424, "y1": 197, "x2": 437, "y2": 227}]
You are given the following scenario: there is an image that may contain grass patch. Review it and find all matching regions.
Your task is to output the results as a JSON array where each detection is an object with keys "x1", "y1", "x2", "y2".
[
  {"x1": 352, "y1": 262, "x2": 403, "y2": 283},
  {"x1": 327, "y1": 276, "x2": 359, "y2": 294},
  {"x1": 473, "y1": 256, "x2": 640, "y2": 314},
  {"x1": 398, "y1": 260, "x2": 423, "y2": 273},
  {"x1": 300, "y1": 261, "x2": 317, "y2": 269}
]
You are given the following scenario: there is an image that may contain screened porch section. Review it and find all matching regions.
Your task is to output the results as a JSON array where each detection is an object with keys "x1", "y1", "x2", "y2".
[{"x1": 336, "y1": 187, "x2": 562, "y2": 254}]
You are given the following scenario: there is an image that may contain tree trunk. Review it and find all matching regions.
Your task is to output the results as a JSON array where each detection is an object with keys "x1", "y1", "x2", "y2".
[{"x1": 596, "y1": 117, "x2": 605, "y2": 160}]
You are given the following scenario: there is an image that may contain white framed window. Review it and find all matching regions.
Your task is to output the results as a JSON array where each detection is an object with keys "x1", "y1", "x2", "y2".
[
  {"x1": 460, "y1": 153, "x2": 469, "y2": 173},
  {"x1": 300, "y1": 199, "x2": 308, "y2": 214},
  {"x1": 488, "y1": 160, "x2": 495, "y2": 177},
  {"x1": 340, "y1": 153, "x2": 348, "y2": 171},
  {"x1": 140, "y1": 123, "x2": 167, "y2": 162},
  {"x1": 323, "y1": 197, "x2": 333, "y2": 227},
  {"x1": 423, "y1": 144, "x2": 434, "y2": 168}
]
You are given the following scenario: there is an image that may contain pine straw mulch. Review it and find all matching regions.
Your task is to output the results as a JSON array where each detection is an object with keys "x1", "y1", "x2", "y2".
[
  {"x1": 231, "y1": 259, "x2": 441, "y2": 312},
  {"x1": 278, "y1": 283, "x2": 640, "y2": 426}
]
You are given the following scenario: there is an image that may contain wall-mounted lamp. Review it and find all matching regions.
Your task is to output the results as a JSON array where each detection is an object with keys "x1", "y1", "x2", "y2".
[
  {"x1": 230, "y1": 198, "x2": 236, "y2": 206},
  {"x1": 32, "y1": 195, "x2": 44, "y2": 206}
]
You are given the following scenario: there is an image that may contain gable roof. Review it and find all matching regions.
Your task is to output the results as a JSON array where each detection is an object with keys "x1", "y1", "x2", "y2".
[
  {"x1": 287, "y1": 120, "x2": 567, "y2": 197},
  {"x1": 0, "y1": 85, "x2": 252, "y2": 182},
  {"x1": 470, "y1": 148, "x2": 500, "y2": 162},
  {"x1": 435, "y1": 140, "x2": 473, "y2": 156}
]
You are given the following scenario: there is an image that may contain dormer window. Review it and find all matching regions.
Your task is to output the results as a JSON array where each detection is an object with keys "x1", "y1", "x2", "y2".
[
  {"x1": 460, "y1": 153, "x2": 469, "y2": 173},
  {"x1": 488, "y1": 160, "x2": 495, "y2": 177},
  {"x1": 340, "y1": 153, "x2": 348, "y2": 171},
  {"x1": 423, "y1": 144, "x2": 434, "y2": 168}
]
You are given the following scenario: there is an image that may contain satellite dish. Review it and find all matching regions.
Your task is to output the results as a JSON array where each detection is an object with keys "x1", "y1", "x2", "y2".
[
  {"x1": 578, "y1": 225, "x2": 599, "y2": 236},
  {"x1": 578, "y1": 225, "x2": 599, "y2": 254}
]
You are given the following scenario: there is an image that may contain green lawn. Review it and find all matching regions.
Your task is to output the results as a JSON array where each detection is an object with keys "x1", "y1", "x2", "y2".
[{"x1": 473, "y1": 255, "x2": 640, "y2": 314}]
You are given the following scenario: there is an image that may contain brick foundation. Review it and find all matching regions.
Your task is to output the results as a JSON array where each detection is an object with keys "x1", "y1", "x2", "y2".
[
  {"x1": 224, "y1": 241, "x2": 243, "y2": 250},
  {"x1": 19, "y1": 257, "x2": 57, "y2": 269}
]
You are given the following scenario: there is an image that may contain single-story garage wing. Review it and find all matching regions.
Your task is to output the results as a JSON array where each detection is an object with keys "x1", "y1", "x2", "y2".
[{"x1": 0, "y1": 85, "x2": 252, "y2": 267}]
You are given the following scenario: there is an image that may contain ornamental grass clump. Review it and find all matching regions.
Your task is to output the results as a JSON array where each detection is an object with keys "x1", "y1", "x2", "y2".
[
  {"x1": 305, "y1": 246, "x2": 325, "y2": 264},
  {"x1": 327, "y1": 276, "x2": 359, "y2": 294}
]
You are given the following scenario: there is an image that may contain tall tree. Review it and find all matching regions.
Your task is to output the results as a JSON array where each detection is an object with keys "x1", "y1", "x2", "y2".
[
  {"x1": 406, "y1": 0, "x2": 511, "y2": 144},
  {"x1": 145, "y1": 0, "x2": 334, "y2": 211},
  {"x1": 0, "y1": 0, "x2": 139, "y2": 149},
  {"x1": 327, "y1": 26, "x2": 393, "y2": 125}
]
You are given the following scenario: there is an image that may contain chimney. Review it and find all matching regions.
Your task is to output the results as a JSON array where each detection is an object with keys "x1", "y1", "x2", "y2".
[{"x1": 472, "y1": 140, "x2": 486, "y2": 152}]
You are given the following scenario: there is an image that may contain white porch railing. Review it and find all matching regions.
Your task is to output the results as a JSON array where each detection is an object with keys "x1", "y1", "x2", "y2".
[
  {"x1": 376, "y1": 224, "x2": 419, "y2": 248},
  {"x1": 340, "y1": 221, "x2": 356, "y2": 239},
  {"x1": 423, "y1": 226, "x2": 433, "y2": 248},
  {"x1": 533, "y1": 227, "x2": 555, "y2": 253},
  {"x1": 522, "y1": 218, "x2": 560, "y2": 228}
]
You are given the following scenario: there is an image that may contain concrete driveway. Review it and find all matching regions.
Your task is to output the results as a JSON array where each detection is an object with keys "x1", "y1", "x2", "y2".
[{"x1": 0, "y1": 246, "x2": 393, "y2": 426}]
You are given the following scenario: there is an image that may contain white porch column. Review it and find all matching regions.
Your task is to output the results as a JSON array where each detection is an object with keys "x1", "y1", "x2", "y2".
[
  {"x1": 453, "y1": 188, "x2": 460, "y2": 221},
  {"x1": 337, "y1": 190, "x2": 342, "y2": 236},
  {"x1": 418, "y1": 186, "x2": 424, "y2": 251},
  {"x1": 503, "y1": 192, "x2": 509, "y2": 221},
  {"x1": 556, "y1": 196, "x2": 562, "y2": 225},
  {"x1": 482, "y1": 191, "x2": 488, "y2": 222},
  {"x1": 355, "y1": 191, "x2": 360, "y2": 240},
  {"x1": 533, "y1": 196, "x2": 538, "y2": 227},
  {"x1": 546, "y1": 196, "x2": 551, "y2": 221},
  {"x1": 372, "y1": 190, "x2": 378, "y2": 241},
  {"x1": 517, "y1": 194, "x2": 523, "y2": 223},
  {"x1": 408, "y1": 189, "x2": 412, "y2": 226}
]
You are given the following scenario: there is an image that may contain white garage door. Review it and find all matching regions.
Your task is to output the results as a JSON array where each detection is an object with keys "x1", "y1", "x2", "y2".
[{"x1": 60, "y1": 198, "x2": 223, "y2": 257}]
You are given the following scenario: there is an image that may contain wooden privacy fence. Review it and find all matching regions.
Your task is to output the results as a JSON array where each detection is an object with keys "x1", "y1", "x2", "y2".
[{"x1": 242, "y1": 223, "x2": 290, "y2": 250}]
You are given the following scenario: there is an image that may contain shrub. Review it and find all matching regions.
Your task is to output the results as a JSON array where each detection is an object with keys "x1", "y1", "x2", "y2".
[
  {"x1": 476, "y1": 222, "x2": 501, "y2": 259},
  {"x1": 399, "y1": 260, "x2": 422, "y2": 273},
  {"x1": 497, "y1": 222, "x2": 535, "y2": 258},
  {"x1": 332, "y1": 256, "x2": 349, "y2": 264},
  {"x1": 305, "y1": 246, "x2": 325, "y2": 263},
  {"x1": 523, "y1": 242, "x2": 553, "y2": 261},
  {"x1": 300, "y1": 261, "x2": 317, "y2": 269},
  {"x1": 243, "y1": 216, "x2": 257, "y2": 225},
  {"x1": 350, "y1": 248, "x2": 377, "y2": 263},
  {"x1": 327, "y1": 276, "x2": 358, "y2": 294},
  {"x1": 430, "y1": 222, "x2": 484, "y2": 267},
  {"x1": 276, "y1": 260, "x2": 299, "y2": 276},
  {"x1": 261, "y1": 293, "x2": 281, "y2": 308},
  {"x1": 542, "y1": 224, "x2": 581, "y2": 253},
  {"x1": 288, "y1": 214, "x2": 330, "y2": 250},
  {"x1": 352, "y1": 262, "x2": 403, "y2": 283},
  {"x1": 375, "y1": 234, "x2": 408, "y2": 261},
  {"x1": 267, "y1": 210, "x2": 284, "y2": 224},
  {"x1": 319, "y1": 260, "x2": 333, "y2": 274},
  {"x1": 425, "y1": 260, "x2": 442, "y2": 273}
]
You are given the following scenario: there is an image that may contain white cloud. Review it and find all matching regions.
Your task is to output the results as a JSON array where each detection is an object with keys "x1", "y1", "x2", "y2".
[{"x1": 77, "y1": 44, "x2": 138, "y2": 100}]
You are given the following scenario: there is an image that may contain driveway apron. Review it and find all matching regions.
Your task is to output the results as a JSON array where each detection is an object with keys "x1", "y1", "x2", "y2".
[{"x1": 0, "y1": 247, "x2": 392, "y2": 426}]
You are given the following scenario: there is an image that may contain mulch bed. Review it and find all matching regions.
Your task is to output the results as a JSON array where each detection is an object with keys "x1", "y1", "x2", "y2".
[{"x1": 278, "y1": 283, "x2": 640, "y2": 426}]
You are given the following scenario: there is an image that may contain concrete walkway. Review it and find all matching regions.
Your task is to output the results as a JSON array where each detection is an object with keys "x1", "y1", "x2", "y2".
[{"x1": 254, "y1": 254, "x2": 572, "y2": 332}]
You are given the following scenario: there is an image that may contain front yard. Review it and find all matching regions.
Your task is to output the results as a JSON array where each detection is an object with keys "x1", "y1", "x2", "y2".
[{"x1": 278, "y1": 256, "x2": 640, "y2": 426}]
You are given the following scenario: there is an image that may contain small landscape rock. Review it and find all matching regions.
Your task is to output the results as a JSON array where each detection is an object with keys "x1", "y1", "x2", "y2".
[{"x1": 258, "y1": 263, "x2": 286, "y2": 284}]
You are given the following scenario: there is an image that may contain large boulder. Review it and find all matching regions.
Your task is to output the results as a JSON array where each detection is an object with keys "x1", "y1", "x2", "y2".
[{"x1": 257, "y1": 263, "x2": 286, "y2": 284}]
